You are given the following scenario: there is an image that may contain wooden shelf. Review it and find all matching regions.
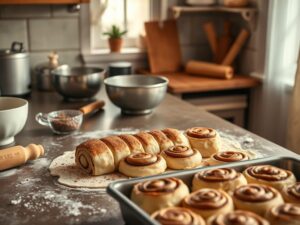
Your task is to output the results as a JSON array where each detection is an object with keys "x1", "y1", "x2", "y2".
[
  {"x1": 0, "y1": 0, "x2": 89, "y2": 4},
  {"x1": 150, "y1": 72, "x2": 261, "y2": 94},
  {"x1": 172, "y1": 5, "x2": 257, "y2": 30}
]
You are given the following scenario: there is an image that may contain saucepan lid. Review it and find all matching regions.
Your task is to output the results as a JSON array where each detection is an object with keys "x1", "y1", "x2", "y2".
[{"x1": 0, "y1": 42, "x2": 28, "y2": 59}]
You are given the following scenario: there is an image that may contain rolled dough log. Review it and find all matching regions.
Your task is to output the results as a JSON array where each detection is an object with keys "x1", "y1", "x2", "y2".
[{"x1": 49, "y1": 151, "x2": 128, "y2": 188}]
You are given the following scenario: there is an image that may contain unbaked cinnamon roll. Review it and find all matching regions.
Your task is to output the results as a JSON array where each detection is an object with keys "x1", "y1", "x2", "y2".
[
  {"x1": 161, "y1": 145, "x2": 202, "y2": 170},
  {"x1": 148, "y1": 130, "x2": 174, "y2": 152},
  {"x1": 134, "y1": 132, "x2": 160, "y2": 155},
  {"x1": 162, "y1": 128, "x2": 191, "y2": 147},
  {"x1": 243, "y1": 165, "x2": 296, "y2": 191},
  {"x1": 118, "y1": 153, "x2": 167, "y2": 177},
  {"x1": 265, "y1": 203, "x2": 300, "y2": 225},
  {"x1": 233, "y1": 184, "x2": 284, "y2": 216},
  {"x1": 75, "y1": 139, "x2": 115, "y2": 175},
  {"x1": 208, "y1": 151, "x2": 249, "y2": 165},
  {"x1": 207, "y1": 210, "x2": 270, "y2": 225},
  {"x1": 131, "y1": 177, "x2": 189, "y2": 214},
  {"x1": 182, "y1": 188, "x2": 234, "y2": 219},
  {"x1": 192, "y1": 168, "x2": 247, "y2": 193},
  {"x1": 151, "y1": 207, "x2": 206, "y2": 225},
  {"x1": 282, "y1": 183, "x2": 300, "y2": 203},
  {"x1": 101, "y1": 135, "x2": 131, "y2": 167},
  {"x1": 185, "y1": 127, "x2": 220, "y2": 157},
  {"x1": 118, "y1": 134, "x2": 145, "y2": 154}
]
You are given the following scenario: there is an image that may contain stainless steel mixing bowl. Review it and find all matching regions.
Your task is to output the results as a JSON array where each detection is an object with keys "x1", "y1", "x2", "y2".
[
  {"x1": 104, "y1": 75, "x2": 168, "y2": 115},
  {"x1": 52, "y1": 65, "x2": 105, "y2": 100}
]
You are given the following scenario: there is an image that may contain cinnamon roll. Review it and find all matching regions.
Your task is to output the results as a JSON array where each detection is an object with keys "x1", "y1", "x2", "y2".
[
  {"x1": 182, "y1": 188, "x2": 234, "y2": 219},
  {"x1": 101, "y1": 135, "x2": 131, "y2": 167},
  {"x1": 134, "y1": 132, "x2": 160, "y2": 155},
  {"x1": 151, "y1": 207, "x2": 206, "y2": 225},
  {"x1": 118, "y1": 134, "x2": 145, "y2": 154},
  {"x1": 192, "y1": 168, "x2": 247, "y2": 193},
  {"x1": 233, "y1": 184, "x2": 284, "y2": 216},
  {"x1": 185, "y1": 127, "x2": 220, "y2": 158},
  {"x1": 131, "y1": 177, "x2": 189, "y2": 214},
  {"x1": 243, "y1": 165, "x2": 296, "y2": 191},
  {"x1": 118, "y1": 153, "x2": 167, "y2": 177},
  {"x1": 161, "y1": 145, "x2": 202, "y2": 170},
  {"x1": 207, "y1": 210, "x2": 270, "y2": 225},
  {"x1": 208, "y1": 151, "x2": 249, "y2": 165},
  {"x1": 162, "y1": 128, "x2": 190, "y2": 147},
  {"x1": 282, "y1": 183, "x2": 300, "y2": 203},
  {"x1": 265, "y1": 203, "x2": 300, "y2": 225},
  {"x1": 75, "y1": 139, "x2": 115, "y2": 175},
  {"x1": 148, "y1": 130, "x2": 174, "y2": 152}
]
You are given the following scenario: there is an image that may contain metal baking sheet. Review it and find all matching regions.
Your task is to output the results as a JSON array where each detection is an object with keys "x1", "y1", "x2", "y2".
[{"x1": 107, "y1": 156, "x2": 300, "y2": 225}]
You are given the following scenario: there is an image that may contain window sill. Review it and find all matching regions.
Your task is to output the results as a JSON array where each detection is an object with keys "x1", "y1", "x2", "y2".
[{"x1": 82, "y1": 48, "x2": 148, "y2": 65}]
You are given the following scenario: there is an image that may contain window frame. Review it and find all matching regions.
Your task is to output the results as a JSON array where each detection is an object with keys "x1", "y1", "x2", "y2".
[{"x1": 80, "y1": 0, "x2": 162, "y2": 63}]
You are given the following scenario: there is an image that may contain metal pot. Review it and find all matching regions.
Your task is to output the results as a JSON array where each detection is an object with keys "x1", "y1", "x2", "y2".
[
  {"x1": 51, "y1": 65, "x2": 105, "y2": 100},
  {"x1": 34, "y1": 52, "x2": 60, "y2": 92},
  {"x1": 0, "y1": 42, "x2": 31, "y2": 96}
]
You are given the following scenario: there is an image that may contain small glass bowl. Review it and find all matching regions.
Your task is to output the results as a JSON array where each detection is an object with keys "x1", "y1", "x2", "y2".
[{"x1": 35, "y1": 110, "x2": 83, "y2": 134}]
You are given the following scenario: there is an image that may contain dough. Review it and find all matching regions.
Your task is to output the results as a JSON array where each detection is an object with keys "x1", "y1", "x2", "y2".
[{"x1": 49, "y1": 151, "x2": 127, "y2": 188}]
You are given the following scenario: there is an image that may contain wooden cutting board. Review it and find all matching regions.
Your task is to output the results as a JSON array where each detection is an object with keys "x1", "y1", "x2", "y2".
[{"x1": 145, "y1": 20, "x2": 182, "y2": 74}]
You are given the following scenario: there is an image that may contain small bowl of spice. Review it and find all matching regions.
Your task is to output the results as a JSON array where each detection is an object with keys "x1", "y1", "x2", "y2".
[{"x1": 36, "y1": 110, "x2": 83, "y2": 134}]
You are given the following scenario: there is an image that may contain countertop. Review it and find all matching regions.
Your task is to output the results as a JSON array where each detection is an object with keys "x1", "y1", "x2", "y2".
[{"x1": 0, "y1": 89, "x2": 297, "y2": 225}]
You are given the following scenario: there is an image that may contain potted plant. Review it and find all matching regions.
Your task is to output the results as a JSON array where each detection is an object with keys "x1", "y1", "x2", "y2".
[{"x1": 103, "y1": 25, "x2": 127, "y2": 53}]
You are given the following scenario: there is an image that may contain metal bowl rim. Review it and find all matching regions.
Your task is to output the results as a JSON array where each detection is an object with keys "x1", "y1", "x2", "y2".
[
  {"x1": 104, "y1": 75, "x2": 169, "y2": 89},
  {"x1": 51, "y1": 65, "x2": 105, "y2": 77}
]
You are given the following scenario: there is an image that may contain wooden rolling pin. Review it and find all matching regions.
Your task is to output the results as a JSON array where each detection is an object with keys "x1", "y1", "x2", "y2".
[
  {"x1": 222, "y1": 29, "x2": 250, "y2": 66},
  {"x1": 216, "y1": 21, "x2": 232, "y2": 63},
  {"x1": 186, "y1": 60, "x2": 234, "y2": 79},
  {"x1": 79, "y1": 100, "x2": 105, "y2": 115},
  {"x1": 0, "y1": 144, "x2": 44, "y2": 171},
  {"x1": 202, "y1": 21, "x2": 218, "y2": 61}
]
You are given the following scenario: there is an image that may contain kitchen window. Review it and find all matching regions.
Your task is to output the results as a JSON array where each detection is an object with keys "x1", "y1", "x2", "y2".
[
  {"x1": 81, "y1": 0, "x2": 161, "y2": 58},
  {"x1": 91, "y1": 0, "x2": 151, "y2": 51}
]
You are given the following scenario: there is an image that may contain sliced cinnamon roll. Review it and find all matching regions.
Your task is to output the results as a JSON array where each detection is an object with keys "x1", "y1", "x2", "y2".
[
  {"x1": 101, "y1": 135, "x2": 131, "y2": 167},
  {"x1": 243, "y1": 165, "x2": 296, "y2": 191},
  {"x1": 185, "y1": 127, "x2": 220, "y2": 157},
  {"x1": 265, "y1": 203, "x2": 300, "y2": 225},
  {"x1": 162, "y1": 128, "x2": 190, "y2": 147},
  {"x1": 161, "y1": 145, "x2": 202, "y2": 170},
  {"x1": 207, "y1": 210, "x2": 270, "y2": 225},
  {"x1": 134, "y1": 132, "x2": 160, "y2": 155},
  {"x1": 75, "y1": 139, "x2": 115, "y2": 175},
  {"x1": 148, "y1": 130, "x2": 174, "y2": 152},
  {"x1": 152, "y1": 207, "x2": 206, "y2": 225},
  {"x1": 182, "y1": 188, "x2": 234, "y2": 219},
  {"x1": 233, "y1": 184, "x2": 284, "y2": 216},
  {"x1": 131, "y1": 177, "x2": 189, "y2": 214},
  {"x1": 282, "y1": 183, "x2": 300, "y2": 203},
  {"x1": 118, "y1": 153, "x2": 167, "y2": 177},
  {"x1": 118, "y1": 134, "x2": 145, "y2": 154},
  {"x1": 192, "y1": 168, "x2": 247, "y2": 193},
  {"x1": 208, "y1": 151, "x2": 249, "y2": 165}
]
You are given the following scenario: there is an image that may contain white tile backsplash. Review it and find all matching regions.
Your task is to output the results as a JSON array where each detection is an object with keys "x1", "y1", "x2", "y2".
[
  {"x1": 29, "y1": 18, "x2": 79, "y2": 51},
  {"x1": 0, "y1": 20, "x2": 28, "y2": 49}
]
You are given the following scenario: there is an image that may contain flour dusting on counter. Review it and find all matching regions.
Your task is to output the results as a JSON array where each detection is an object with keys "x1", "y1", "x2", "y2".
[{"x1": 10, "y1": 190, "x2": 107, "y2": 218}]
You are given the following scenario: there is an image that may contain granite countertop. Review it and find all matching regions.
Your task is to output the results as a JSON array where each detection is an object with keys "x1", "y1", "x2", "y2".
[{"x1": 0, "y1": 89, "x2": 298, "y2": 225}]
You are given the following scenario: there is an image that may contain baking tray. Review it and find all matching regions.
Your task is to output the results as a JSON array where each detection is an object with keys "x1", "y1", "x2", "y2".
[{"x1": 107, "y1": 156, "x2": 300, "y2": 225}]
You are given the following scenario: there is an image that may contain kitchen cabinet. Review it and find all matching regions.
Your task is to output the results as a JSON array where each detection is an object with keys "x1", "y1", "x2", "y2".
[
  {"x1": 0, "y1": 0, "x2": 89, "y2": 4},
  {"x1": 0, "y1": 89, "x2": 297, "y2": 225},
  {"x1": 142, "y1": 72, "x2": 260, "y2": 128}
]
